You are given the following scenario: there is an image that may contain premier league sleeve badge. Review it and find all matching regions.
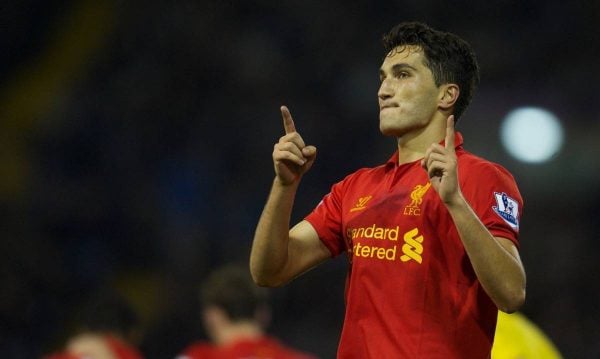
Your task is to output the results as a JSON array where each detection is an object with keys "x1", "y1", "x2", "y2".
[{"x1": 492, "y1": 192, "x2": 519, "y2": 230}]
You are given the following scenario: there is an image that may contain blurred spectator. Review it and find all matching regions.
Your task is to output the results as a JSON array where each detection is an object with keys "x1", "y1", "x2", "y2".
[
  {"x1": 176, "y1": 264, "x2": 316, "y2": 359},
  {"x1": 45, "y1": 335, "x2": 142, "y2": 359},
  {"x1": 44, "y1": 289, "x2": 143, "y2": 359}
]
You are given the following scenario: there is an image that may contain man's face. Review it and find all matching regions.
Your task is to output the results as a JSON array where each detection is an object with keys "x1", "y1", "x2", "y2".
[{"x1": 378, "y1": 46, "x2": 441, "y2": 137}]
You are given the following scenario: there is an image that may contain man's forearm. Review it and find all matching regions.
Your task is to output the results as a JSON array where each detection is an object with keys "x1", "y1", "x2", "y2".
[
  {"x1": 446, "y1": 195, "x2": 526, "y2": 313},
  {"x1": 250, "y1": 178, "x2": 299, "y2": 286}
]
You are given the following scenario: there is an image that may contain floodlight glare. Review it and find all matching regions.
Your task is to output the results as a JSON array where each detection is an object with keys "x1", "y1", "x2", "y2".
[{"x1": 500, "y1": 107, "x2": 564, "y2": 163}]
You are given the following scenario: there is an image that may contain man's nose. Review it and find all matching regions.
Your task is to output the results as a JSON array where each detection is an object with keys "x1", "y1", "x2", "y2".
[{"x1": 378, "y1": 79, "x2": 393, "y2": 100}]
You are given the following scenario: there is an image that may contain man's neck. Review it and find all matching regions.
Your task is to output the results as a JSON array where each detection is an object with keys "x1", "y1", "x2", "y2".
[
  {"x1": 396, "y1": 114, "x2": 447, "y2": 165},
  {"x1": 214, "y1": 321, "x2": 264, "y2": 346}
]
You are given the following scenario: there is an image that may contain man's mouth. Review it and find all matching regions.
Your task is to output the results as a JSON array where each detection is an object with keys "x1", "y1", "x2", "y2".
[{"x1": 380, "y1": 104, "x2": 398, "y2": 110}]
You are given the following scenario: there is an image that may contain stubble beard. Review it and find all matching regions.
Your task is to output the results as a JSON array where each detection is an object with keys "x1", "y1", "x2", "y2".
[{"x1": 379, "y1": 110, "x2": 418, "y2": 137}]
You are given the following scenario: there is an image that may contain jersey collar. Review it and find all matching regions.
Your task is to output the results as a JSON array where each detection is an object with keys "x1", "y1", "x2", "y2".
[{"x1": 386, "y1": 131, "x2": 464, "y2": 165}]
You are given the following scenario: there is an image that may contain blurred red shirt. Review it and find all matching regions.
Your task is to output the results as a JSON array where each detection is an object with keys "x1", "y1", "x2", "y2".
[{"x1": 177, "y1": 336, "x2": 317, "y2": 359}]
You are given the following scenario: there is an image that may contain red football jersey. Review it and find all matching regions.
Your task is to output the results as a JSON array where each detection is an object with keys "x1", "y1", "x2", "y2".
[
  {"x1": 305, "y1": 133, "x2": 522, "y2": 358},
  {"x1": 178, "y1": 336, "x2": 317, "y2": 359},
  {"x1": 104, "y1": 336, "x2": 143, "y2": 359}
]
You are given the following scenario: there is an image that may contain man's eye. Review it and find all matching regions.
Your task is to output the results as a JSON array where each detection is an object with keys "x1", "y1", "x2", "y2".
[{"x1": 397, "y1": 72, "x2": 409, "y2": 78}]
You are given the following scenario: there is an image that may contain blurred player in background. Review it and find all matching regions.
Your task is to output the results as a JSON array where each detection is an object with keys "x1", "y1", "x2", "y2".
[
  {"x1": 44, "y1": 289, "x2": 143, "y2": 359},
  {"x1": 492, "y1": 311, "x2": 563, "y2": 359},
  {"x1": 176, "y1": 264, "x2": 316, "y2": 359},
  {"x1": 250, "y1": 21, "x2": 526, "y2": 357}
]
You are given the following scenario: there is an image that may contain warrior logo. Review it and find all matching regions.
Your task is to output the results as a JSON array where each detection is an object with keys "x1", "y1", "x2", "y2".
[{"x1": 350, "y1": 195, "x2": 372, "y2": 212}]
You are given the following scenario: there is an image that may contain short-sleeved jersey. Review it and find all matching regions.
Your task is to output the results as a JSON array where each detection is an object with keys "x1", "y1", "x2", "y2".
[
  {"x1": 305, "y1": 133, "x2": 523, "y2": 358},
  {"x1": 177, "y1": 336, "x2": 317, "y2": 359}
]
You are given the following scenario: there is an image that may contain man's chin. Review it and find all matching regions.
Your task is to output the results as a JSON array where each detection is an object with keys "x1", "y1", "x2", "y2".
[
  {"x1": 379, "y1": 122, "x2": 400, "y2": 137},
  {"x1": 381, "y1": 130, "x2": 406, "y2": 138}
]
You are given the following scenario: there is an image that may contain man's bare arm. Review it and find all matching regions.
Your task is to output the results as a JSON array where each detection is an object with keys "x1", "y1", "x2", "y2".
[
  {"x1": 445, "y1": 200, "x2": 526, "y2": 313},
  {"x1": 249, "y1": 106, "x2": 330, "y2": 287},
  {"x1": 423, "y1": 116, "x2": 526, "y2": 313}
]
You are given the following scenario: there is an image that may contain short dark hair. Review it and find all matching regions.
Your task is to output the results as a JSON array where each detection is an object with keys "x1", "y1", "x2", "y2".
[
  {"x1": 382, "y1": 22, "x2": 480, "y2": 121},
  {"x1": 78, "y1": 289, "x2": 139, "y2": 340},
  {"x1": 201, "y1": 264, "x2": 267, "y2": 321}
]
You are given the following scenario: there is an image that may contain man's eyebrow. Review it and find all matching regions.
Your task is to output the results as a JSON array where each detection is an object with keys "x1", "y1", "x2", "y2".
[{"x1": 380, "y1": 63, "x2": 418, "y2": 76}]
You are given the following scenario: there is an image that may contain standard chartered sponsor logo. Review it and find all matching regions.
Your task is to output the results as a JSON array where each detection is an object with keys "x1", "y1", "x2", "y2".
[
  {"x1": 348, "y1": 225, "x2": 424, "y2": 264},
  {"x1": 347, "y1": 224, "x2": 399, "y2": 241},
  {"x1": 400, "y1": 227, "x2": 424, "y2": 263}
]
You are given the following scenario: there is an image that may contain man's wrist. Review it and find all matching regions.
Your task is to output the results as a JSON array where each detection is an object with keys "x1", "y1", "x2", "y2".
[
  {"x1": 443, "y1": 191, "x2": 468, "y2": 210},
  {"x1": 273, "y1": 176, "x2": 301, "y2": 189}
]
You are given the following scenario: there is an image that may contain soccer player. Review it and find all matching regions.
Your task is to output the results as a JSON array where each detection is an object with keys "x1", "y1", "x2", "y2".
[
  {"x1": 250, "y1": 21, "x2": 526, "y2": 357},
  {"x1": 176, "y1": 264, "x2": 316, "y2": 359}
]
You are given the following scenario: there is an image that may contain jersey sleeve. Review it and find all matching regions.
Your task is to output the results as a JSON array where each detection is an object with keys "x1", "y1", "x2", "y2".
[
  {"x1": 460, "y1": 160, "x2": 523, "y2": 247},
  {"x1": 304, "y1": 180, "x2": 346, "y2": 257}
]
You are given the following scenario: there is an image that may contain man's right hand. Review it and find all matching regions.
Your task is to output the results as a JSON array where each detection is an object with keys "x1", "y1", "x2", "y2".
[{"x1": 272, "y1": 106, "x2": 317, "y2": 186}]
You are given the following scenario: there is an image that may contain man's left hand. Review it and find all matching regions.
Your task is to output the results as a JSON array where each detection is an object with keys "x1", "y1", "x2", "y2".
[{"x1": 421, "y1": 115, "x2": 462, "y2": 204}]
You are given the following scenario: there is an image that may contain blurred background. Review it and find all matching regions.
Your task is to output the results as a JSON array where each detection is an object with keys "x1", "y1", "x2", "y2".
[{"x1": 1, "y1": 0, "x2": 599, "y2": 358}]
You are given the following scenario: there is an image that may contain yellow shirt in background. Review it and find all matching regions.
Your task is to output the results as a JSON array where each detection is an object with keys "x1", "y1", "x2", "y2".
[{"x1": 492, "y1": 311, "x2": 562, "y2": 359}]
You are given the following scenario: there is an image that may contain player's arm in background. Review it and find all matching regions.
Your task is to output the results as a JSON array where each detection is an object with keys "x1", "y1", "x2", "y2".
[{"x1": 250, "y1": 106, "x2": 331, "y2": 287}]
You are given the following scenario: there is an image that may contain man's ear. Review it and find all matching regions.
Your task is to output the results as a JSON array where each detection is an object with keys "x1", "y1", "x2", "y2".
[{"x1": 438, "y1": 84, "x2": 460, "y2": 110}]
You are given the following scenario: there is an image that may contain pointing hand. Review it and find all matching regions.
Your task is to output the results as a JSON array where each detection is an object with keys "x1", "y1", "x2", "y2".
[
  {"x1": 421, "y1": 115, "x2": 461, "y2": 204},
  {"x1": 272, "y1": 106, "x2": 317, "y2": 185}
]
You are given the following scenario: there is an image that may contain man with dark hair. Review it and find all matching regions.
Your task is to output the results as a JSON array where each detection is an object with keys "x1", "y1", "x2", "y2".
[
  {"x1": 44, "y1": 289, "x2": 143, "y2": 359},
  {"x1": 381, "y1": 22, "x2": 480, "y2": 122},
  {"x1": 177, "y1": 265, "x2": 316, "y2": 359},
  {"x1": 250, "y1": 21, "x2": 526, "y2": 357}
]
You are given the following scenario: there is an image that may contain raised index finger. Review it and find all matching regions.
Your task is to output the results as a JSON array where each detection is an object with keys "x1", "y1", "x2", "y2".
[
  {"x1": 281, "y1": 105, "x2": 296, "y2": 134},
  {"x1": 445, "y1": 115, "x2": 455, "y2": 150}
]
